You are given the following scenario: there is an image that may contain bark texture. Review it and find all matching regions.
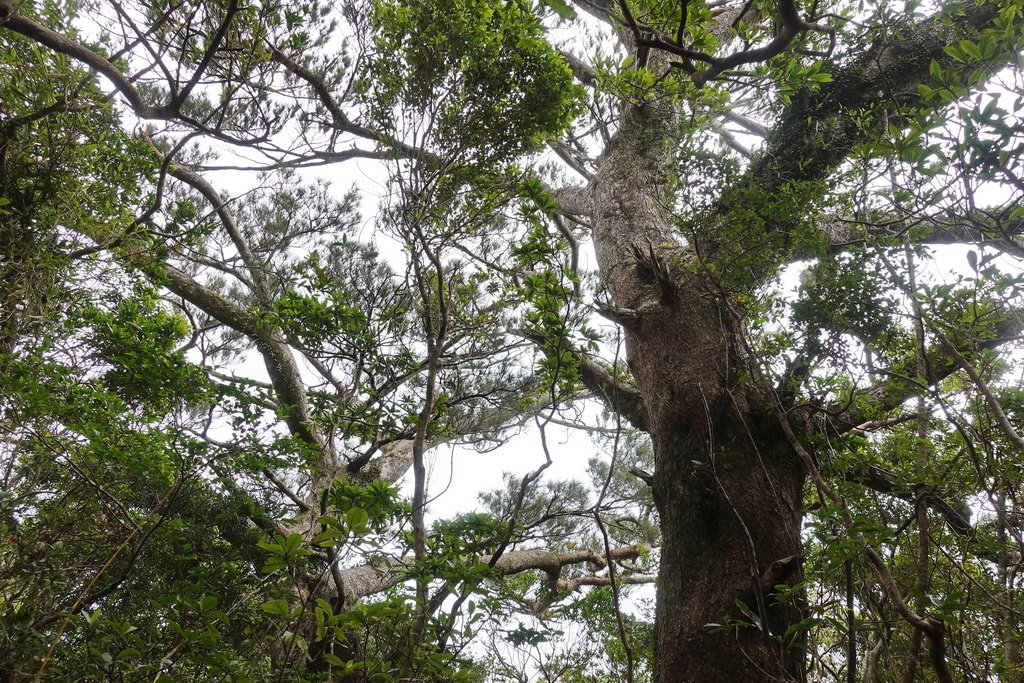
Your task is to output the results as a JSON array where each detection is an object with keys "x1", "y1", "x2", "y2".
[
  {"x1": 576, "y1": 3, "x2": 1020, "y2": 678},
  {"x1": 586, "y1": 99, "x2": 809, "y2": 681}
]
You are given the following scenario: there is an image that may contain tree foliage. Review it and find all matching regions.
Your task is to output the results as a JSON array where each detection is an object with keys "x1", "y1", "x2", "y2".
[{"x1": 3, "y1": 0, "x2": 1024, "y2": 680}]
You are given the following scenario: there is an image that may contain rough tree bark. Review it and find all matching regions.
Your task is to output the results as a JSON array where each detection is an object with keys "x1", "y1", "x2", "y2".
[
  {"x1": 585, "y1": 96, "x2": 809, "y2": 682},
  {"x1": 566, "y1": 2, "x2": 1017, "y2": 680}
]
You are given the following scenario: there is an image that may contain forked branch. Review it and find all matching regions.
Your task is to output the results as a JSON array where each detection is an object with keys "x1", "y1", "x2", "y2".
[{"x1": 614, "y1": 0, "x2": 834, "y2": 84}]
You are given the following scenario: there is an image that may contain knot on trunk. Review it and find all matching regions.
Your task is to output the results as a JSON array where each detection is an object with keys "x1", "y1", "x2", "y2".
[{"x1": 630, "y1": 240, "x2": 678, "y2": 304}]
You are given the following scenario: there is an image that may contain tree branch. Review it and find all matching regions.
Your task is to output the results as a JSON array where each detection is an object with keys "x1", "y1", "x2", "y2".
[
  {"x1": 519, "y1": 330, "x2": 650, "y2": 431},
  {"x1": 158, "y1": 263, "x2": 327, "y2": 456},
  {"x1": 813, "y1": 209, "x2": 1024, "y2": 259},
  {"x1": 148, "y1": 138, "x2": 274, "y2": 301},
  {"x1": 708, "y1": 2, "x2": 1010, "y2": 270},
  {"x1": 335, "y1": 544, "x2": 648, "y2": 604},
  {"x1": 820, "y1": 310, "x2": 1024, "y2": 434},
  {"x1": 842, "y1": 464, "x2": 972, "y2": 536},
  {"x1": 751, "y1": 2, "x2": 1002, "y2": 195},
  {"x1": 558, "y1": 49, "x2": 598, "y2": 87},
  {"x1": 269, "y1": 44, "x2": 433, "y2": 162},
  {"x1": 350, "y1": 384, "x2": 556, "y2": 482},
  {"x1": 932, "y1": 326, "x2": 1024, "y2": 454},
  {"x1": 719, "y1": 109, "x2": 768, "y2": 137},
  {"x1": 172, "y1": 0, "x2": 241, "y2": 109},
  {"x1": 0, "y1": 1, "x2": 173, "y2": 119}
]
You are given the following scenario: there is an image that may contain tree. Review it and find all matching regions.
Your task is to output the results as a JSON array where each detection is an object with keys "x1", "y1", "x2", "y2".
[{"x1": 3, "y1": 0, "x2": 1024, "y2": 680}]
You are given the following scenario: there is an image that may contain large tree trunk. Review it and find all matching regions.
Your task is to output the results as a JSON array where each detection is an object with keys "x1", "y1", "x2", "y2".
[
  {"x1": 591, "y1": 102, "x2": 809, "y2": 681},
  {"x1": 634, "y1": 291, "x2": 807, "y2": 682},
  {"x1": 647, "y1": 349, "x2": 807, "y2": 680}
]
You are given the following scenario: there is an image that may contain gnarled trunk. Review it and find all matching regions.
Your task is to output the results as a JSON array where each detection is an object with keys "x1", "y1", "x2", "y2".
[
  {"x1": 633, "y1": 293, "x2": 807, "y2": 682},
  {"x1": 591, "y1": 102, "x2": 809, "y2": 681}
]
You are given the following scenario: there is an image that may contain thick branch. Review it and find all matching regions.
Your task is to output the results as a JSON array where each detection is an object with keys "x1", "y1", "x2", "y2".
[
  {"x1": 579, "y1": 355, "x2": 649, "y2": 431},
  {"x1": 613, "y1": 0, "x2": 834, "y2": 85},
  {"x1": 269, "y1": 45, "x2": 349, "y2": 129},
  {"x1": 816, "y1": 210, "x2": 1024, "y2": 259},
  {"x1": 568, "y1": 0, "x2": 616, "y2": 28},
  {"x1": 122, "y1": 255, "x2": 327, "y2": 458},
  {"x1": 842, "y1": 464, "x2": 972, "y2": 536},
  {"x1": 751, "y1": 2, "x2": 1002, "y2": 194},
  {"x1": 551, "y1": 185, "x2": 592, "y2": 217},
  {"x1": 269, "y1": 44, "x2": 433, "y2": 162},
  {"x1": 520, "y1": 330, "x2": 650, "y2": 431},
  {"x1": 559, "y1": 49, "x2": 598, "y2": 87},
  {"x1": 710, "y1": 120, "x2": 752, "y2": 158},
  {"x1": 719, "y1": 109, "x2": 769, "y2": 137},
  {"x1": 0, "y1": 3, "x2": 173, "y2": 119},
  {"x1": 709, "y1": 2, "x2": 1010, "y2": 268},
  {"x1": 157, "y1": 150, "x2": 273, "y2": 301},
  {"x1": 336, "y1": 544, "x2": 646, "y2": 604}
]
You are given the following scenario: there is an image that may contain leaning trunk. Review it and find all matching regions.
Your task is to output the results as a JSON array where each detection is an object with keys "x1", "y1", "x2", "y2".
[{"x1": 591, "y1": 103, "x2": 809, "y2": 681}]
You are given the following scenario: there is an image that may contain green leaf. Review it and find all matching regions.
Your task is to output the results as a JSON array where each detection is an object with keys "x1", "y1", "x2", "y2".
[
  {"x1": 540, "y1": 0, "x2": 575, "y2": 19},
  {"x1": 960, "y1": 39, "x2": 981, "y2": 60},
  {"x1": 347, "y1": 507, "x2": 370, "y2": 531},
  {"x1": 261, "y1": 599, "x2": 291, "y2": 618},
  {"x1": 323, "y1": 653, "x2": 346, "y2": 666}
]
